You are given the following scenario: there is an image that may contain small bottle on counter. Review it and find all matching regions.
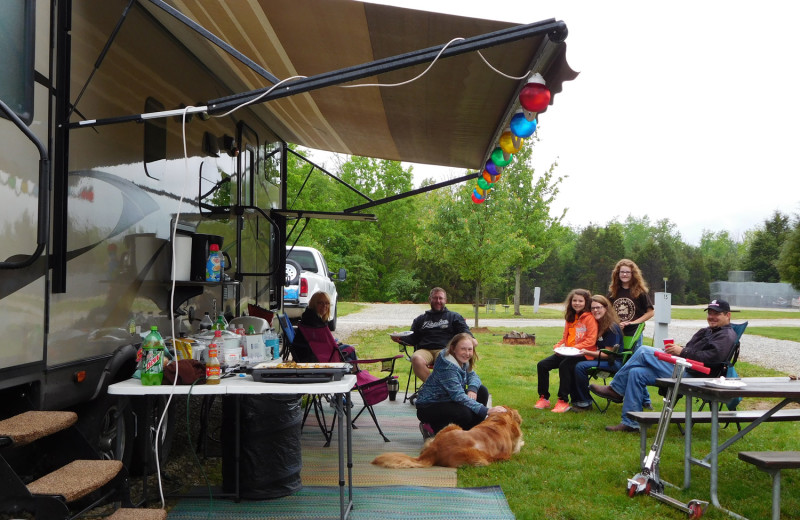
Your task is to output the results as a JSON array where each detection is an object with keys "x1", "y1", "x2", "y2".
[
  {"x1": 206, "y1": 330, "x2": 222, "y2": 385},
  {"x1": 141, "y1": 326, "x2": 166, "y2": 386},
  {"x1": 198, "y1": 312, "x2": 213, "y2": 332}
]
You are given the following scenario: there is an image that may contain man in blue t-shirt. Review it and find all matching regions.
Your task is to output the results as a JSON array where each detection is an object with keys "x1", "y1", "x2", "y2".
[{"x1": 391, "y1": 287, "x2": 472, "y2": 382}]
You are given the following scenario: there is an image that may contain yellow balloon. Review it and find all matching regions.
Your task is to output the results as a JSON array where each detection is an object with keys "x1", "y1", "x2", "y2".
[{"x1": 499, "y1": 131, "x2": 523, "y2": 154}]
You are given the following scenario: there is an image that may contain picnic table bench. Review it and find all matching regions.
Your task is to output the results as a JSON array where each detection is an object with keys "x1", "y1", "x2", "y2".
[
  {"x1": 738, "y1": 451, "x2": 800, "y2": 520},
  {"x1": 627, "y1": 409, "x2": 800, "y2": 463}
]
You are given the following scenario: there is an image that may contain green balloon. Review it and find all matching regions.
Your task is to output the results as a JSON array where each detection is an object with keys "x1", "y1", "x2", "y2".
[
  {"x1": 491, "y1": 147, "x2": 513, "y2": 167},
  {"x1": 477, "y1": 177, "x2": 493, "y2": 190}
]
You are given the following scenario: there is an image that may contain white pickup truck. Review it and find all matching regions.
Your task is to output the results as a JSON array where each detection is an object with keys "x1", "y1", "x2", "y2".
[{"x1": 283, "y1": 246, "x2": 346, "y2": 330}]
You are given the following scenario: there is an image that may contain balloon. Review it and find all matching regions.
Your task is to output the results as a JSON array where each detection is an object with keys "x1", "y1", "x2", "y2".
[
  {"x1": 485, "y1": 160, "x2": 502, "y2": 177},
  {"x1": 499, "y1": 131, "x2": 523, "y2": 154},
  {"x1": 491, "y1": 147, "x2": 513, "y2": 167},
  {"x1": 519, "y1": 82, "x2": 551, "y2": 113},
  {"x1": 490, "y1": 172, "x2": 502, "y2": 182},
  {"x1": 482, "y1": 170, "x2": 493, "y2": 183},
  {"x1": 474, "y1": 185, "x2": 491, "y2": 197},
  {"x1": 471, "y1": 193, "x2": 485, "y2": 204},
  {"x1": 477, "y1": 177, "x2": 493, "y2": 190}
]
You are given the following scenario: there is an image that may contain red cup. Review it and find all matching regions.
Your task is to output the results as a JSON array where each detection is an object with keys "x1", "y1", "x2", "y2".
[{"x1": 662, "y1": 338, "x2": 674, "y2": 348}]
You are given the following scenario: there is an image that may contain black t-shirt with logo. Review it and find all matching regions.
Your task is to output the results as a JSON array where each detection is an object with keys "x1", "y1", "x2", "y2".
[{"x1": 610, "y1": 288, "x2": 653, "y2": 336}]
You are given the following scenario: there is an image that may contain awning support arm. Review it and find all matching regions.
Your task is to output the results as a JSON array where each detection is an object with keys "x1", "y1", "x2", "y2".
[
  {"x1": 344, "y1": 172, "x2": 480, "y2": 213},
  {"x1": 142, "y1": 0, "x2": 280, "y2": 84},
  {"x1": 287, "y1": 148, "x2": 373, "y2": 204}
]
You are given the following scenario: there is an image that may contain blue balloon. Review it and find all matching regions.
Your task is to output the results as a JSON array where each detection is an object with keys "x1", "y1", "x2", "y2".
[
  {"x1": 485, "y1": 160, "x2": 501, "y2": 176},
  {"x1": 510, "y1": 113, "x2": 537, "y2": 138}
]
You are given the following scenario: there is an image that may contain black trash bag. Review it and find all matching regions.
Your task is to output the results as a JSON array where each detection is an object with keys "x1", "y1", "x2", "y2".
[{"x1": 222, "y1": 393, "x2": 303, "y2": 499}]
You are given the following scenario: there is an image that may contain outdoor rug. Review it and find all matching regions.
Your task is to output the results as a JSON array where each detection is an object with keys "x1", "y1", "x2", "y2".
[
  {"x1": 167, "y1": 485, "x2": 514, "y2": 519},
  {"x1": 298, "y1": 397, "x2": 456, "y2": 487}
]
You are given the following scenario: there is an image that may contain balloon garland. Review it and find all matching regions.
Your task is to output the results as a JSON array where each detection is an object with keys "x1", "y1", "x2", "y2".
[{"x1": 472, "y1": 73, "x2": 551, "y2": 204}]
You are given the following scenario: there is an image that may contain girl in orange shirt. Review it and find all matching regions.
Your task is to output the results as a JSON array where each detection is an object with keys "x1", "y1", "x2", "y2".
[{"x1": 534, "y1": 288, "x2": 598, "y2": 413}]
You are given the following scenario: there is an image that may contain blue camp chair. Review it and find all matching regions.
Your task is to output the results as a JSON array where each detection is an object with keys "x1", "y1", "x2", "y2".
[{"x1": 587, "y1": 323, "x2": 646, "y2": 412}]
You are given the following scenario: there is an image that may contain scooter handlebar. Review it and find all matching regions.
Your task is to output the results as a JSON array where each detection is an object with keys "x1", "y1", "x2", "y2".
[{"x1": 654, "y1": 349, "x2": 711, "y2": 374}]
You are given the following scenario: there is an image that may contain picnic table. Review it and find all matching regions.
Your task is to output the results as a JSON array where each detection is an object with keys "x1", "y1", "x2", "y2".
[
  {"x1": 109, "y1": 374, "x2": 357, "y2": 520},
  {"x1": 654, "y1": 376, "x2": 800, "y2": 517}
]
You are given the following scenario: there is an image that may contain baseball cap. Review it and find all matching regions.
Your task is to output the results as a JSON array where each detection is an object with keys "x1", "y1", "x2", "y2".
[{"x1": 703, "y1": 299, "x2": 737, "y2": 313}]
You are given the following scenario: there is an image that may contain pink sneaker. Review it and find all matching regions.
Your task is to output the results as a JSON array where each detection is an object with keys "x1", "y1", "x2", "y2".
[
  {"x1": 534, "y1": 396, "x2": 550, "y2": 409},
  {"x1": 552, "y1": 400, "x2": 571, "y2": 413}
]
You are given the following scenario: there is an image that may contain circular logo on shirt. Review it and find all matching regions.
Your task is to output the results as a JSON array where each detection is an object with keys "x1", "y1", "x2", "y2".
[{"x1": 614, "y1": 297, "x2": 635, "y2": 322}]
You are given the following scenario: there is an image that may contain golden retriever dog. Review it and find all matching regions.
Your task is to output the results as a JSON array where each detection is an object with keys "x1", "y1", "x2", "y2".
[{"x1": 371, "y1": 406, "x2": 523, "y2": 468}]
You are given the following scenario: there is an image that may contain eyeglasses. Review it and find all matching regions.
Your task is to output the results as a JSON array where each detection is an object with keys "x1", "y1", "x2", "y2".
[{"x1": 590, "y1": 306, "x2": 604, "y2": 311}]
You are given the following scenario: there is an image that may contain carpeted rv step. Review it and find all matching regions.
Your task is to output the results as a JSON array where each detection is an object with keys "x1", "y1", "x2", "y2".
[
  {"x1": 105, "y1": 508, "x2": 168, "y2": 520},
  {"x1": 27, "y1": 459, "x2": 123, "y2": 502},
  {"x1": 0, "y1": 411, "x2": 78, "y2": 446}
]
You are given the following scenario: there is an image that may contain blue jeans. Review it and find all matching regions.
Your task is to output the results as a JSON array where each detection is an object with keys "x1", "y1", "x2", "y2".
[
  {"x1": 574, "y1": 359, "x2": 622, "y2": 407},
  {"x1": 630, "y1": 336, "x2": 652, "y2": 407},
  {"x1": 609, "y1": 346, "x2": 682, "y2": 429}
]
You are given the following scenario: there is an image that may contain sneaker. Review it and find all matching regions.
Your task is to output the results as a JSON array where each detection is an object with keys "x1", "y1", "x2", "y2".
[
  {"x1": 419, "y1": 422, "x2": 435, "y2": 440},
  {"x1": 534, "y1": 396, "x2": 551, "y2": 409},
  {"x1": 572, "y1": 403, "x2": 593, "y2": 412},
  {"x1": 551, "y1": 400, "x2": 571, "y2": 413}
]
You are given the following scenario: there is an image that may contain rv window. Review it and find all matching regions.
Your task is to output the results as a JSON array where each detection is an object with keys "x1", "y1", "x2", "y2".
[
  {"x1": 144, "y1": 97, "x2": 166, "y2": 179},
  {"x1": 0, "y1": 0, "x2": 35, "y2": 124}
]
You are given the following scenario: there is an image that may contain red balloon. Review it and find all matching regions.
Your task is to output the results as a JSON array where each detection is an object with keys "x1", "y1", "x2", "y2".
[
  {"x1": 471, "y1": 193, "x2": 485, "y2": 204},
  {"x1": 519, "y1": 83, "x2": 551, "y2": 113}
]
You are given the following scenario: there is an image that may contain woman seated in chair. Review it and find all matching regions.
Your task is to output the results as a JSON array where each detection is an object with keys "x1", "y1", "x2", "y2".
[
  {"x1": 415, "y1": 333, "x2": 507, "y2": 439},
  {"x1": 571, "y1": 295, "x2": 623, "y2": 411},
  {"x1": 290, "y1": 292, "x2": 356, "y2": 363}
]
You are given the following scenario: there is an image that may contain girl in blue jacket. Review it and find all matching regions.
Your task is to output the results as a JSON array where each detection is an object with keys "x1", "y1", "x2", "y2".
[{"x1": 415, "y1": 333, "x2": 507, "y2": 437}]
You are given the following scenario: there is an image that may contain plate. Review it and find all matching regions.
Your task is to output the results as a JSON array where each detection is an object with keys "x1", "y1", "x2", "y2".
[
  {"x1": 554, "y1": 346, "x2": 581, "y2": 356},
  {"x1": 389, "y1": 331, "x2": 413, "y2": 338},
  {"x1": 704, "y1": 379, "x2": 746, "y2": 389}
]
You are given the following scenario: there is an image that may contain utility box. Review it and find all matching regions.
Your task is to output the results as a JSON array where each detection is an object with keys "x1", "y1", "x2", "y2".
[
  {"x1": 653, "y1": 292, "x2": 671, "y2": 349},
  {"x1": 533, "y1": 287, "x2": 541, "y2": 313}
]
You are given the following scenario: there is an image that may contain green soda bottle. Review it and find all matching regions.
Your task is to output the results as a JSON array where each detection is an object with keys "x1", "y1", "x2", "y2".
[{"x1": 141, "y1": 326, "x2": 165, "y2": 386}]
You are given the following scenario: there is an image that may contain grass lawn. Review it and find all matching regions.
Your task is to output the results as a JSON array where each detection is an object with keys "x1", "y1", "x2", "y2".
[
  {"x1": 350, "y1": 326, "x2": 800, "y2": 520},
  {"x1": 746, "y1": 326, "x2": 800, "y2": 342}
]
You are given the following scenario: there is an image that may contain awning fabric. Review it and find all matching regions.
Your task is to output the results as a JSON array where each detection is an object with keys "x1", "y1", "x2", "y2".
[{"x1": 141, "y1": 0, "x2": 577, "y2": 170}]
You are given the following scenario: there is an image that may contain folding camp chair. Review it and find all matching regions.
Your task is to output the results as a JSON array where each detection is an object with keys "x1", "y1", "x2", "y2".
[
  {"x1": 298, "y1": 324, "x2": 402, "y2": 444},
  {"x1": 587, "y1": 323, "x2": 645, "y2": 412},
  {"x1": 397, "y1": 341, "x2": 434, "y2": 404},
  {"x1": 276, "y1": 314, "x2": 335, "y2": 443},
  {"x1": 694, "y1": 321, "x2": 748, "y2": 429}
]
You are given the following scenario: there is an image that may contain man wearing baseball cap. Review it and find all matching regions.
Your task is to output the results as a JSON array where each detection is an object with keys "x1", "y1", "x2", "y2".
[{"x1": 591, "y1": 299, "x2": 738, "y2": 432}]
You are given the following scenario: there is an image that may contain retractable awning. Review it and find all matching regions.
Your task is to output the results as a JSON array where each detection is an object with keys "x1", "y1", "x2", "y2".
[{"x1": 139, "y1": 0, "x2": 577, "y2": 171}]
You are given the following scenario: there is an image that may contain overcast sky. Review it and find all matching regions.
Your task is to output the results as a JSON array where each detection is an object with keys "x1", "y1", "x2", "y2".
[{"x1": 358, "y1": 0, "x2": 800, "y2": 245}]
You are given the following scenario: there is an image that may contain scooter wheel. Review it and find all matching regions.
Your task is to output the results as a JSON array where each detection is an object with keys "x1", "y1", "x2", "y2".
[
  {"x1": 628, "y1": 484, "x2": 637, "y2": 498},
  {"x1": 688, "y1": 503, "x2": 704, "y2": 519},
  {"x1": 644, "y1": 480, "x2": 652, "y2": 495}
]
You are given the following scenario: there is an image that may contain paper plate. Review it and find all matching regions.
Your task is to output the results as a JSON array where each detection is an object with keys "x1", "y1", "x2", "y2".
[
  {"x1": 389, "y1": 331, "x2": 413, "y2": 338},
  {"x1": 554, "y1": 346, "x2": 581, "y2": 357},
  {"x1": 704, "y1": 379, "x2": 746, "y2": 389}
]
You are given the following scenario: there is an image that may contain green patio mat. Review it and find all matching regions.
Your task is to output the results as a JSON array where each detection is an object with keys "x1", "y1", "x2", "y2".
[{"x1": 167, "y1": 485, "x2": 514, "y2": 519}]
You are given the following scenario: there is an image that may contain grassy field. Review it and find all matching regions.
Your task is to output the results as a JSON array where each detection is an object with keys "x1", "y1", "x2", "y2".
[
  {"x1": 746, "y1": 326, "x2": 800, "y2": 342},
  {"x1": 349, "y1": 326, "x2": 800, "y2": 520}
]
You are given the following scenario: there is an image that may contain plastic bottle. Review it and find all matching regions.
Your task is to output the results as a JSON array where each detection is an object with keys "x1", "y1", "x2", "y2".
[
  {"x1": 236, "y1": 326, "x2": 247, "y2": 357},
  {"x1": 141, "y1": 326, "x2": 166, "y2": 386},
  {"x1": 198, "y1": 312, "x2": 213, "y2": 332},
  {"x1": 206, "y1": 330, "x2": 222, "y2": 385},
  {"x1": 206, "y1": 244, "x2": 222, "y2": 282},
  {"x1": 267, "y1": 327, "x2": 280, "y2": 360},
  {"x1": 213, "y1": 314, "x2": 228, "y2": 331}
]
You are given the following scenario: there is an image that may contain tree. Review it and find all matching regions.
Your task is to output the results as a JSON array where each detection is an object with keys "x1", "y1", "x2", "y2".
[
  {"x1": 743, "y1": 211, "x2": 791, "y2": 282},
  {"x1": 417, "y1": 183, "x2": 524, "y2": 326},
  {"x1": 488, "y1": 144, "x2": 565, "y2": 315},
  {"x1": 777, "y1": 216, "x2": 800, "y2": 289}
]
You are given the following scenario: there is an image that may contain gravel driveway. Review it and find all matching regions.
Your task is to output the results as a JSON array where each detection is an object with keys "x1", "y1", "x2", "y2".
[{"x1": 336, "y1": 303, "x2": 800, "y2": 376}]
